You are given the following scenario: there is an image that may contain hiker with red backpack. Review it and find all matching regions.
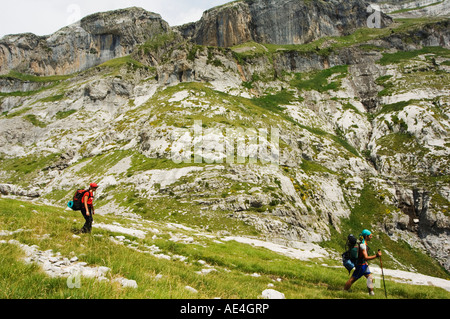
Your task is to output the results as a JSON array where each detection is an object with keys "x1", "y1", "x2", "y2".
[
  {"x1": 79, "y1": 183, "x2": 98, "y2": 234},
  {"x1": 344, "y1": 229, "x2": 381, "y2": 296},
  {"x1": 68, "y1": 183, "x2": 98, "y2": 234}
]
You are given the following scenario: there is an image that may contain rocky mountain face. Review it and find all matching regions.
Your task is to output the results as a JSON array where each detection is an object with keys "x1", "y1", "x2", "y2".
[
  {"x1": 179, "y1": 0, "x2": 393, "y2": 47},
  {"x1": 0, "y1": 7, "x2": 169, "y2": 76},
  {"x1": 0, "y1": 1, "x2": 449, "y2": 274},
  {"x1": 377, "y1": 0, "x2": 450, "y2": 19}
]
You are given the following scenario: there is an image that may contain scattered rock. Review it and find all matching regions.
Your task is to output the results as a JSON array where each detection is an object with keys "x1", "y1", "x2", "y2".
[
  {"x1": 195, "y1": 268, "x2": 217, "y2": 275},
  {"x1": 1, "y1": 238, "x2": 137, "y2": 287},
  {"x1": 261, "y1": 289, "x2": 285, "y2": 299},
  {"x1": 113, "y1": 277, "x2": 138, "y2": 289},
  {"x1": 0, "y1": 184, "x2": 40, "y2": 198},
  {"x1": 185, "y1": 286, "x2": 198, "y2": 294}
]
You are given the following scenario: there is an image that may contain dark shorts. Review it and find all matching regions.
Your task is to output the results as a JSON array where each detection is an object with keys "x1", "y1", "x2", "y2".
[{"x1": 352, "y1": 263, "x2": 371, "y2": 280}]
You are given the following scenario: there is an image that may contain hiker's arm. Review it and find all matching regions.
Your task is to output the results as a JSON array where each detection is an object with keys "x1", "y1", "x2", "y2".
[
  {"x1": 91, "y1": 196, "x2": 95, "y2": 215},
  {"x1": 361, "y1": 248, "x2": 381, "y2": 261},
  {"x1": 84, "y1": 193, "x2": 90, "y2": 216}
]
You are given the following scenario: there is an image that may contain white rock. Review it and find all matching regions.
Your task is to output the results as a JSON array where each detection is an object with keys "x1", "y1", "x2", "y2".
[
  {"x1": 49, "y1": 256, "x2": 59, "y2": 263},
  {"x1": 185, "y1": 286, "x2": 198, "y2": 294},
  {"x1": 261, "y1": 289, "x2": 285, "y2": 299},
  {"x1": 121, "y1": 279, "x2": 138, "y2": 289},
  {"x1": 113, "y1": 277, "x2": 138, "y2": 289},
  {"x1": 98, "y1": 266, "x2": 110, "y2": 276},
  {"x1": 196, "y1": 268, "x2": 217, "y2": 275}
]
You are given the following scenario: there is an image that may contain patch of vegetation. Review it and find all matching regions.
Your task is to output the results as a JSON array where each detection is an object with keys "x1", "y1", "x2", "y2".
[
  {"x1": 2, "y1": 107, "x2": 31, "y2": 118},
  {"x1": 23, "y1": 114, "x2": 47, "y2": 128},
  {"x1": 262, "y1": 25, "x2": 389, "y2": 57},
  {"x1": 294, "y1": 123, "x2": 360, "y2": 158},
  {"x1": 55, "y1": 109, "x2": 77, "y2": 120},
  {"x1": 75, "y1": 150, "x2": 134, "y2": 178},
  {"x1": 139, "y1": 32, "x2": 178, "y2": 55},
  {"x1": 291, "y1": 65, "x2": 348, "y2": 93},
  {"x1": 390, "y1": 1, "x2": 443, "y2": 14},
  {"x1": 0, "y1": 81, "x2": 62, "y2": 97},
  {"x1": 376, "y1": 133, "x2": 426, "y2": 156},
  {"x1": 126, "y1": 81, "x2": 287, "y2": 131},
  {"x1": 252, "y1": 89, "x2": 296, "y2": 113},
  {"x1": 377, "y1": 100, "x2": 413, "y2": 115},
  {"x1": 0, "y1": 152, "x2": 61, "y2": 186},
  {"x1": 231, "y1": 41, "x2": 270, "y2": 63},
  {"x1": 300, "y1": 159, "x2": 336, "y2": 175},
  {"x1": 378, "y1": 46, "x2": 450, "y2": 66},
  {"x1": 97, "y1": 55, "x2": 151, "y2": 72},
  {"x1": 228, "y1": 18, "x2": 449, "y2": 73},
  {"x1": 128, "y1": 152, "x2": 205, "y2": 176},
  {"x1": 375, "y1": 75, "x2": 394, "y2": 97},
  {"x1": 37, "y1": 94, "x2": 65, "y2": 103},
  {"x1": 0, "y1": 70, "x2": 74, "y2": 83},
  {"x1": 342, "y1": 102, "x2": 363, "y2": 116}
]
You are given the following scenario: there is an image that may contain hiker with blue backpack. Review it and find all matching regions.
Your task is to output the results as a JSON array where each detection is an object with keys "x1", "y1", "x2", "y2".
[{"x1": 343, "y1": 229, "x2": 381, "y2": 296}]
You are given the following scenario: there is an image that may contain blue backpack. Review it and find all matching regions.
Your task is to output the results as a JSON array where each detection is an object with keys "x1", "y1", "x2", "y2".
[{"x1": 342, "y1": 234, "x2": 360, "y2": 274}]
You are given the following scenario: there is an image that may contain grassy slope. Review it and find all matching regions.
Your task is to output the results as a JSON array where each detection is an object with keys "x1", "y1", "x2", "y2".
[{"x1": 0, "y1": 197, "x2": 449, "y2": 299}]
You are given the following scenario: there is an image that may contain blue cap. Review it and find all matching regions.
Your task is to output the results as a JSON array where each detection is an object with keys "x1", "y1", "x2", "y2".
[{"x1": 361, "y1": 229, "x2": 372, "y2": 237}]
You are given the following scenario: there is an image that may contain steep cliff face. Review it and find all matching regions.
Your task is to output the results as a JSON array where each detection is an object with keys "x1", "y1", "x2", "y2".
[
  {"x1": 182, "y1": 0, "x2": 393, "y2": 47},
  {"x1": 0, "y1": 7, "x2": 169, "y2": 76},
  {"x1": 182, "y1": 1, "x2": 253, "y2": 47},
  {"x1": 0, "y1": 1, "x2": 394, "y2": 76}
]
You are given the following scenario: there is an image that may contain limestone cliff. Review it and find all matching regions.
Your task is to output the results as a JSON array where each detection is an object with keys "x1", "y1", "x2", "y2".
[
  {"x1": 0, "y1": 7, "x2": 169, "y2": 76},
  {"x1": 180, "y1": 0, "x2": 393, "y2": 47},
  {"x1": 1, "y1": 1, "x2": 395, "y2": 76}
]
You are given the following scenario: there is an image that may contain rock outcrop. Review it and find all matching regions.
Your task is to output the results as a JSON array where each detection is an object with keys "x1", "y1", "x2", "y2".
[
  {"x1": 0, "y1": 7, "x2": 169, "y2": 76},
  {"x1": 1, "y1": 1, "x2": 395, "y2": 77},
  {"x1": 180, "y1": 0, "x2": 393, "y2": 47}
]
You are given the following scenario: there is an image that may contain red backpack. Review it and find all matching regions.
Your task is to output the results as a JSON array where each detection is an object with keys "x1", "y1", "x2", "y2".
[{"x1": 68, "y1": 189, "x2": 88, "y2": 211}]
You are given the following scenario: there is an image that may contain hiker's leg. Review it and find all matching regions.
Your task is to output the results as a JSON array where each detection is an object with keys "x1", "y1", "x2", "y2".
[
  {"x1": 346, "y1": 264, "x2": 366, "y2": 291},
  {"x1": 80, "y1": 207, "x2": 89, "y2": 233},
  {"x1": 86, "y1": 207, "x2": 93, "y2": 233},
  {"x1": 365, "y1": 274, "x2": 374, "y2": 295},
  {"x1": 344, "y1": 276, "x2": 356, "y2": 291}
]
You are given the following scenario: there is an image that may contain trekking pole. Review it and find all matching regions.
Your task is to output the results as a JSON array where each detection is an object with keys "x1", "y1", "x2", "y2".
[{"x1": 378, "y1": 249, "x2": 387, "y2": 298}]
